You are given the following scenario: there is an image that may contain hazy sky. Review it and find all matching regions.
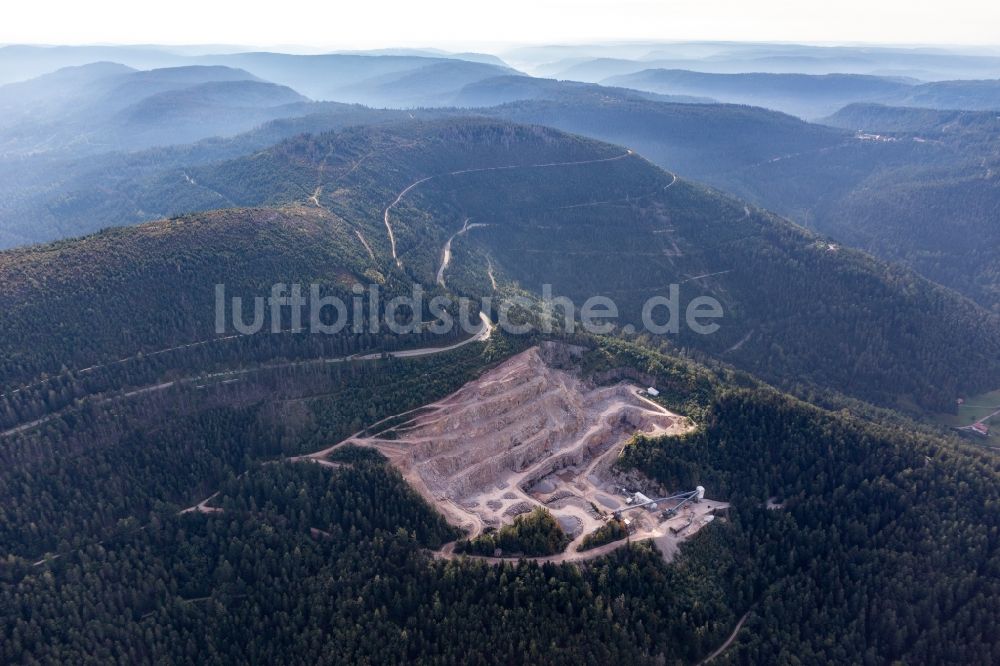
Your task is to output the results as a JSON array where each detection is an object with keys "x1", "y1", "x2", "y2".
[{"x1": 3, "y1": 0, "x2": 999, "y2": 49}]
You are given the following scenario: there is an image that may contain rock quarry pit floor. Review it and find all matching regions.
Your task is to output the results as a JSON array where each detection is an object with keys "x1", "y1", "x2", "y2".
[{"x1": 315, "y1": 345, "x2": 728, "y2": 562}]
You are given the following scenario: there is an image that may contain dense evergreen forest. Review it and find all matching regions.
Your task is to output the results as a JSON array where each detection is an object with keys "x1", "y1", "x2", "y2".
[
  {"x1": 3, "y1": 119, "x2": 999, "y2": 416},
  {"x1": 1, "y1": 457, "x2": 745, "y2": 665},
  {"x1": 456, "y1": 507, "x2": 570, "y2": 557},
  {"x1": 577, "y1": 518, "x2": 629, "y2": 551},
  {"x1": 0, "y1": 338, "x2": 508, "y2": 561},
  {"x1": 487, "y1": 94, "x2": 1000, "y2": 316},
  {"x1": 2, "y1": 116, "x2": 999, "y2": 663},
  {"x1": 2, "y1": 331, "x2": 999, "y2": 663},
  {"x1": 713, "y1": 103, "x2": 1000, "y2": 314},
  {"x1": 619, "y1": 386, "x2": 1000, "y2": 663}
]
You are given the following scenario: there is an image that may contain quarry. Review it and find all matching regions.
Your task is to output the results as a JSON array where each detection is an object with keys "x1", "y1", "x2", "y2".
[{"x1": 326, "y1": 344, "x2": 728, "y2": 560}]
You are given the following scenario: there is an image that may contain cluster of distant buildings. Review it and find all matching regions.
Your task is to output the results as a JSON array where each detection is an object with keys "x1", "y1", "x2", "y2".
[
  {"x1": 953, "y1": 397, "x2": 995, "y2": 439},
  {"x1": 958, "y1": 422, "x2": 991, "y2": 439}
]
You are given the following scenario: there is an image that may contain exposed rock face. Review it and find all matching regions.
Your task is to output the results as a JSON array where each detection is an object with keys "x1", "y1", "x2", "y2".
[
  {"x1": 367, "y1": 347, "x2": 681, "y2": 502},
  {"x1": 537, "y1": 340, "x2": 587, "y2": 369},
  {"x1": 338, "y1": 345, "x2": 716, "y2": 558},
  {"x1": 503, "y1": 501, "x2": 534, "y2": 517}
]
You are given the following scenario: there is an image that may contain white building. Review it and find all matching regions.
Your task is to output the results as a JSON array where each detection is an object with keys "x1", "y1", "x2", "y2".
[{"x1": 646, "y1": 387, "x2": 660, "y2": 397}]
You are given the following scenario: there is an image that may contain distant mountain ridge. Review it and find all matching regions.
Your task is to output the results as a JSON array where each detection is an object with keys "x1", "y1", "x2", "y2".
[
  {"x1": 0, "y1": 44, "x2": 515, "y2": 86},
  {"x1": 0, "y1": 64, "x2": 314, "y2": 156},
  {"x1": 0, "y1": 80, "x2": 848, "y2": 248},
  {"x1": 719, "y1": 103, "x2": 1000, "y2": 313},
  {"x1": 515, "y1": 41, "x2": 1000, "y2": 82},
  {"x1": 2, "y1": 55, "x2": 999, "y2": 329},
  {"x1": 451, "y1": 74, "x2": 713, "y2": 107},
  {"x1": 183, "y1": 52, "x2": 519, "y2": 105},
  {"x1": 605, "y1": 69, "x2": 1000, "y2": 118},
  {"x1": 2, "y1": 119, "x2": 998, "y2": 412},
  {"x1": 824, "y1": 102, "x2": 1000, "y2": 137}
]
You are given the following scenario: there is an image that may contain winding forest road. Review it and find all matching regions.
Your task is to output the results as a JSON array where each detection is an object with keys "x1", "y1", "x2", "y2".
[
  {"x1": 171, "y1": 314, "x2": 493, "y2": 513},
  {"x1": 433, "y1": 534, "x2": 633, "y2": 565},
  {"x1": 0, "y1": 313, "x2": 493, "y2": 439},
  {"x1": 21, "y1": 147, "x2": 693, "y2": 572},
  {"x1": 437, "y1": 218, "x2": 489, "y2": 287},
  {"x1": 698, "y1": 612, "x2": 749, "y2": 665},
  {"x1": 976, "y1": 406, "x2": 1000, "y2": 426},
  {"x1": 383, "y1": 176, "x2": 432, "y2": 267},
  {"x1": 5, "y1": 146, "x2": 653, "y2": 410},
  {"x1": 383, "y1": 150, "x2": 636, "y2": 268}
]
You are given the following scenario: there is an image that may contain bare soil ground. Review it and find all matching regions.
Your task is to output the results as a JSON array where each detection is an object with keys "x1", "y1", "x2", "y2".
[{"x1": 327, "y1": 345, "x2": 727, "y2": 561}]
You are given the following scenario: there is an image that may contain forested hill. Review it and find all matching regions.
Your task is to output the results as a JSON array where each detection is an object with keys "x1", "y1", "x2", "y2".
[
  {"x1": 485, "y1": 96, "x2": 1000, "y2": 318},
  {"x1": 0, "y1": 120, "x2": 1000, "y2": 409},
  {"x1": 0, "y1": 206, "x2": 383, "y2": 387},
  {"x1": 603, "y1": 69, "x2": 915, "y2": 118},
  {"x1": 0, "y1": 64, "x2": 316, "y2": 157},
  {"x1": 147, "y1": 119, "x2": 1000, "y2": 409},
  {"x1": 3, "y1": 335, "x2": 999, "y2": 663},
  {"x1": 617, "y1": 369, "x2": 1000, "y2": 664},
  {"x1": 482, "y1": 95, "x2": 849, "y2": 181},
  {"x1": 825, "y1": 102, "x2": 1000, "y2": 135},
  {"x1": 603, "y1": 68, "x2": 1000, "y2": 118},
  {"x1": 478, "y1": 92, "x2": 1000, "y2": 317},
  {"x1": 2, "y1": 119, "x2": 1000, "y2": 412},
  {"x1": 0, "y1": 102, "x2": 440, "y2": 249},
  {"x1": 450, "y1": 74, "x2": 714, "y2": 108},
  {"x1": 712, "y1": 103, "x2": 1000, "y2": 314},
  {"x1": 0, "y1": 83, "x2": 852, "y2": 249},
  {"x1": 8, "y1": 90, "x2": 998, "y2": 324}
]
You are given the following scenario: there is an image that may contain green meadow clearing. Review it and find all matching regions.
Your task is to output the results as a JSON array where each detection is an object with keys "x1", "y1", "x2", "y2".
[{"x1": 934, "y1": 388, "x2": 1000, "y2": 446}]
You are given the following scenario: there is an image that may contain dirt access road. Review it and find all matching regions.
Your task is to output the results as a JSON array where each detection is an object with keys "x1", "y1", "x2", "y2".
[
  {"x1": 383, "y1": 151, "x2": 636, "y2": 268},
  {"x1": 698, "y1": 612, "x2": 750, "y2": 665},
  {"x1": 437, "y1": 218, "x2": 489, "y2": 287},
  {"x1": 1, "y1": 313, "x2": 492, "y2": 440}
]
